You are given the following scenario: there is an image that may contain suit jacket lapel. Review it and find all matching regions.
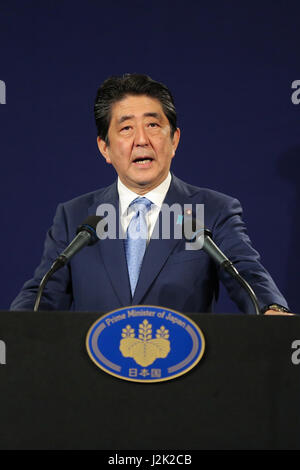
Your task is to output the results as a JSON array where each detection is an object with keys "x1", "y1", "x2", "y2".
[
  {"x1": 87, "y1": 175, "x2": 199, "y2": 308},
  {"x1": 132, "y1": 174, "x2": 195, "y2": 305},
  {"x1": 88, "y1": 182, "x2": 132, "y2": 307}
]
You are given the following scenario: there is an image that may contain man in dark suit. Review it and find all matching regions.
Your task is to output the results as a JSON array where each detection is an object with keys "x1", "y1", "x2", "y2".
[{"x1": 10, "y1": 74, "x2": 291, "y2": 315}]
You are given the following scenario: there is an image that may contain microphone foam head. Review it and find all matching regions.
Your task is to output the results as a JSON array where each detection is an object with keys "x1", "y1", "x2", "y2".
[
  {"x1": 182, "y1": 217, "x2": 205, "y2": 241},
  {"x1": 76, "y1": 216, "x2": 106, "y2": 245}
]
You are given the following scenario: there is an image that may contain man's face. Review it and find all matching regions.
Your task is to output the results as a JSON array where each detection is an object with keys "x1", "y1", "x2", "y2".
[{"x1": 97, "y1": 94, "x2": 180, "y2": 194}]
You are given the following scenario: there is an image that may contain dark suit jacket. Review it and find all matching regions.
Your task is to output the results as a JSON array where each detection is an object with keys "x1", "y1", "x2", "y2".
[{"x1": 10, "y1": 174, "x2": 289, "y2": 314}]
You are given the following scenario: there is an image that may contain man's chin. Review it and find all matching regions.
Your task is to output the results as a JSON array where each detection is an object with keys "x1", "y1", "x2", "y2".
[
  {"x1": 125, "y1": 176, "x2": 160, "y2": 194},
  {"x1": 128, "y1": 171, "x2": 156, "y2": 187}
]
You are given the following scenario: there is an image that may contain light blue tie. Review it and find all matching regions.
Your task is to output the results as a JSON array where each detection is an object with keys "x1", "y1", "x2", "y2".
[{"x1": 124, "y1": 197, "x2": 152, "y2": 296}]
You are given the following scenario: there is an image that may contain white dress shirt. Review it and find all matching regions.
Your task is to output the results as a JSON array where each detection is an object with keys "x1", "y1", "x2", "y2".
[{"x1": 118, "y1": 173, "x2": 171, "y2": 243}]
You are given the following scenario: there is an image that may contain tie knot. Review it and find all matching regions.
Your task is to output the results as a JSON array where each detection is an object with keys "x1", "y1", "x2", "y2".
[{"x1": 130, "y1": 197, "x2": 152, "y2": 213}]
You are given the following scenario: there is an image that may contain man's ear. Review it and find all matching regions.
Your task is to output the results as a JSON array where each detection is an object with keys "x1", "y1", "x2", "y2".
[
  {"x1": 171, "y1": 127, "x2": 180, "y2": 157},
  {"x1": 97, "y1": 136, "x2": 112, "y2": 164}
]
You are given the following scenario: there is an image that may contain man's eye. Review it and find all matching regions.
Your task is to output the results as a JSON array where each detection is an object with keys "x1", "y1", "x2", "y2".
[
  {"x1": 148, "y1": 122, "x2": 159, "y2": 128},
  {"x1": 121, "y1": 126, "x2": 131, "y2": 131}
]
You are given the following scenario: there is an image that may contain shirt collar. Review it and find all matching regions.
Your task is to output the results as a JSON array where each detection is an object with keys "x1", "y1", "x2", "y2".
[{"x1": 117, "y1": 172, "x2": 172, "y2": 216}]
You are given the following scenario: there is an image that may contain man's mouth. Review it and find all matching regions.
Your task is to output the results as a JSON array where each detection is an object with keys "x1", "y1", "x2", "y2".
[{"x1": 132, "y1": 157, "x2": 154, "y2": 165}]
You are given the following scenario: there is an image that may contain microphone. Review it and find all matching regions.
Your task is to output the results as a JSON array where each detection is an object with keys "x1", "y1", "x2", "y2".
[
  {"x1": 183, "y1": 219, "x2": 262, "y2": 315},
  {"x1": 34, "y1": 215, "x2": 105, "y2": 312}
]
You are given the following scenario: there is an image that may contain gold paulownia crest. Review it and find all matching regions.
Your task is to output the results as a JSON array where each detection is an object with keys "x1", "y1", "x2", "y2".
[{"x1": 119, "y1": 319, "x2": 171, "y2": 367}]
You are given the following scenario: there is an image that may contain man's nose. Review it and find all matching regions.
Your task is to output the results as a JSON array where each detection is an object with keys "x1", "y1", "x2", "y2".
[{"x1": 134, "y1": 125, "x2": 149, "y2": 146}]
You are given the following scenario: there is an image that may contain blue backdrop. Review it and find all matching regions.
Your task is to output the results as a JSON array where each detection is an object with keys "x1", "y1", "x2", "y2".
[{"x1": 1, "y1": 1, "x2": 299, "y2": 313}]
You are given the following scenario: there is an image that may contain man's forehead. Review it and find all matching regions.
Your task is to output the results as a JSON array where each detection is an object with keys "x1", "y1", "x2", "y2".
[{"x1": 111, "y1": 95, "x2": 166, "y2": 122}]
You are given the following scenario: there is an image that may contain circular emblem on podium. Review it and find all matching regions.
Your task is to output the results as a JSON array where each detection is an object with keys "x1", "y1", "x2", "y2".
[{"x1": 86, "y1": 306, "x2": 205, "y2": 383}]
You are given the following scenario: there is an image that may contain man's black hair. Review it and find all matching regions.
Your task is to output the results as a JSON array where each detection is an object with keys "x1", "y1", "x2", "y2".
[{"x1": 94, "y1": 73, "x2": 177, "y2": 144}]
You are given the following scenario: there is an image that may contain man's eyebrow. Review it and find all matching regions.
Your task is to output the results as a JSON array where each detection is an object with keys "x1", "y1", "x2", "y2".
[
  {"x1": 117, "y1": 112, "x2": 162, "y2": 125},
  {"x1": 143, "y1": 112, "x2": 162, "y2": 120},
  {"x1": 117, "y1": 115, "x2": 134, "y2": 125}
]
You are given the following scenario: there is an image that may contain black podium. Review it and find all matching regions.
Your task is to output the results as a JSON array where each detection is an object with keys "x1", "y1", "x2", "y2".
[{"x1": 0, "y1": 311, "x2": 299, "y2": 450}]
